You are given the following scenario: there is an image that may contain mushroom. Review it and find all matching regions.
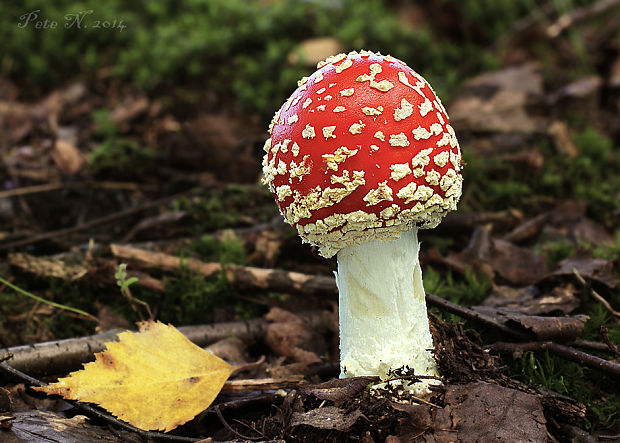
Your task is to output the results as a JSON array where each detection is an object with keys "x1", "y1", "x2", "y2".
[{"x1": 262, "y1": 51, "x2": 462, "y2": 391}]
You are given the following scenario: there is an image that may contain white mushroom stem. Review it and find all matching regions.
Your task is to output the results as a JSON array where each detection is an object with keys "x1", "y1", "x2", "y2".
[{"x1": 335, "y1": 227, "x2": 439, "y2": 391}]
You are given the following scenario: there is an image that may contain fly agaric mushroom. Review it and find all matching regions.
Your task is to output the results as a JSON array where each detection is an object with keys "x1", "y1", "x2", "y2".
[{"x1": 262, "y1": 50, "x2": 462, "y2": 391}]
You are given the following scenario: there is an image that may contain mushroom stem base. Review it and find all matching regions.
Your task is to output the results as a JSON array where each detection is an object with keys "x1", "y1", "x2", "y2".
[{"x1": 335, "y1": 228, "x2": 439, "y2": 391}]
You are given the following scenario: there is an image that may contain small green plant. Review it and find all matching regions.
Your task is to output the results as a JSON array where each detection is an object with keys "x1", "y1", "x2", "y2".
[
  {"x1": 114, "y1": 264, "x2": 152, "y2": 320},
  {"x1": 115, "y1": 263, "x2": 139, "y2": 294}
]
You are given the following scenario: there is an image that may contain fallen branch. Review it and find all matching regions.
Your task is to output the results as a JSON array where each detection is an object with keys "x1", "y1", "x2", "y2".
[
  {"x1": 487, "y1": 341, "x2": 620, "y2": 377},
  {"x1": 0, "y1": 311, "x2": 332, "y2": 378},
  {"x1": 111, "y1": 244, "x2": 338, "y2": 297}
]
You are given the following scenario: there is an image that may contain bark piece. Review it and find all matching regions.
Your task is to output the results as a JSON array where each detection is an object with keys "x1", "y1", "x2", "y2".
[
  {"x1": 8, "y1": 252, "x2": 87, "y2": 281},
  {"x1": 547, "y1": 120, "x2": 578, "y2": 157},
  {"x1": 0, "y1": 311, "x2": 333, "y2": 378},
  {"x1": 290, "y1": 406, "x2": 365, "y2": 432},
  {"x1": 302, "y1": 376, "x2": 376, "y2": 402},
  {"x1": 4, "y1": 410, "x2": 141, "y2": 442},
  {"x1": 502, "y1": 212, "x2": 551, "y2": 243},
  {"x1": 205, "y1": 337, "x2": 248, "y2": 364},
  {"x1": 0, "y1": 387, "x2": 13, "y2": 413}
]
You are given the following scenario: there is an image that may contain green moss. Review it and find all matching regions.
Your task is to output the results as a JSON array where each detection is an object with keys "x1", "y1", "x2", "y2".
[
  {"x1": 173, "y1": 184, "x2": 275, "y2": 233},
  {"x1": 518, "y1": 350, "x2": 581, "y2": 395},
  {"x1": 173, "y1": 195, "x2": 241, "y2": 233},
  {"x1": 423, "y1": 267, "x2": 491, "y2": 306},
  {"x1": 594, "y1": 231, "x2": 620, "y2": 262},
  {"x1": 89, "y1": 139, "x2": 154, "y2": 178},
  {"x1": 0, "y1": 1, "x2": 520, "y2": 118},
  {"x1": 511, "y1": 291, "x2": 620, "y2": 430},
  {"x1": 160, "y1": 265, "x2": 233, "y2": 325},
  {"x1": 89, "y1": 109, "x2": 155, "y2": 177},
  {"x1": 464, "y1": 128, "x2": 619, "y2": 225},
  {"x1": 538, "y1": 239, "x2": 575, "y2": 268},
  {"x1": 515, "y1": 350, "x2": 620, "y2": 430},
  {"x1": 189, "y1": 235, "x2": 247, "y2": 265}
]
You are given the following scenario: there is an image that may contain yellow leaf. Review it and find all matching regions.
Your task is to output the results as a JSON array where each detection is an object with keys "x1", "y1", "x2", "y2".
[{"x1": 34, "y1": 321, "x2": 235, "y2": 432}]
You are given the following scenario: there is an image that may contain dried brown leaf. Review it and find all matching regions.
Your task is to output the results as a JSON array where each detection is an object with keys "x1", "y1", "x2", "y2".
[
  {"x1": 52, "y1": 140, "x2": 85, "y2": 175},
  {"x1": 473, "y1": 306, "x2": 588, "y2": 342},
  {"x1": 428, "y1": 382, "x2": 547, "y2": 442},
  {"x1": 264, "y1": 308, "x2": 323, "y2": 365},
  {"x1": 489, "y1": 239, "x2": 548, "y2": 285},
  {"x1": 483, "y1": 284, "x2": 579, "y2": 315},
  {"x1": 448, "y1": 63, "x2": 544, "y2": 133},
  {"x1": 555, "y1": 257, "x2": 617, "y2": 288}
]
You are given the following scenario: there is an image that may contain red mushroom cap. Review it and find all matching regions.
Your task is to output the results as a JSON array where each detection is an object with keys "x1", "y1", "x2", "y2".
[{"x1": 263, "y1": 50, "x2": 462, "y2": 257}]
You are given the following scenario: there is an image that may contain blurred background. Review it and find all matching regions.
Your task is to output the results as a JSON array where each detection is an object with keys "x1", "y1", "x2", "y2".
[{"x1": 1, "y1": 0, "x2": 620, "y2": 433}]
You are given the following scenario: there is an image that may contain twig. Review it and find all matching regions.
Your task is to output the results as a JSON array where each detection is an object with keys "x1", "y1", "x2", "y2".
[
  {"x1": 502, "y1": 213, "x2": 550, "y2": 244},
  {"x1": 572, "y1": 338, "x2": 617, "y2": 353},
  {"x1": 0, "y1": 181, "x2": 144, "y2": 199},
  {"x1": 600, "y1": 326, "x2": 620, "y2": 358},
  {"x1": 397, "y1": 394, "x2": 439, "y2": 409},
  {"x1": 232, "y1": 417, "x2": 268, "y2": 440},
  {"x1": 424, "y1": 295, "x2": 530, "y2": 340},
  {"x1": 222, "y1": 377, "x2": 306, "y2": 393},
  {"x1": 231, "y1": 355, "x2": 266, "y2": 374},
  {"x1": 546, "y1": 0, "x2": 620, "y2": 37},
  {"x1": 0, "y1": 188, "x2": 200, "y2": 251},
  {"x1": 215, "y1": 404, "x2": 261, "y2": 441},
  {"x1": 487, "y1": 341, "x2": 620, "y2": 378},
  {"x1": 493, "y1": 1, "x2": 556, "y2": 49},
  {"x1": 0, "y1": 361, "x2": 200, "y2": 442},
  {"x1": 573, "y1": 268, "x2": 620, "y2": 320}
]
